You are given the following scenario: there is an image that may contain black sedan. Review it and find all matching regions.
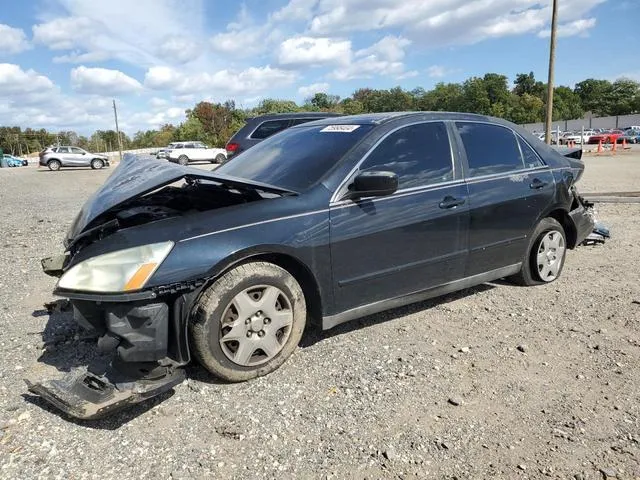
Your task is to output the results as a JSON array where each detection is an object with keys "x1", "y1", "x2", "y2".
[{"x1": 31, "y1": 112, "x2": 594, "y2": 419}]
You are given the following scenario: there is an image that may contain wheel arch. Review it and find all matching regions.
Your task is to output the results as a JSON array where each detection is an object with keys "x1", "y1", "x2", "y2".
[
  {"x1": 47, "y1": 157, "x2": 62, "y2": 164},
  {"x1": 546, "y1": 208, "x2": 577, "y2": 249},
  {"x1": 202, "y1": 249, "x2": 324, "y2": 329}
]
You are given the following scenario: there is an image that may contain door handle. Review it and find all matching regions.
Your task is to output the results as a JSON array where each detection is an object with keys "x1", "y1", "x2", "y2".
[
  {"x1": 530, "y1": 178, "x2": 548, "y2": 189},
  {"x1": 439, "y1": 196, "x2": 466, "y2": 209}
]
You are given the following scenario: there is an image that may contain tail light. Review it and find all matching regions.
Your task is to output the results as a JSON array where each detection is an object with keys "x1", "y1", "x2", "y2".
[{"x1": 226, "y1": 142, "x2": 239, "y2": 155}]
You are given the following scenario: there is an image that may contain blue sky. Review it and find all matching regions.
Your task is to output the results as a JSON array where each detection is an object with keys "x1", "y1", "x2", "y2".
[{"x1": 0, "y1": 0, "x2": 638, "y2": 134}]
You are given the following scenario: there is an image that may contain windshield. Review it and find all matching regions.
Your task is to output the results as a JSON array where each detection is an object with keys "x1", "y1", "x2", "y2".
[{"x1": 216, "y1": 124, "x2": 373, "y2": 191}]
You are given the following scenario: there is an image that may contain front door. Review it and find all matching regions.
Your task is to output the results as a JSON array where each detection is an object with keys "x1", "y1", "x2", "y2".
[
  {"x1": 454, "y1": 122, "x2": 556, "y2": 276},
  {"x1": 330, "y1": 121, "x2": 469, "y2": 314},
  {"x1": 70, "y1": 147, "x2": 89, "y2": 166}
]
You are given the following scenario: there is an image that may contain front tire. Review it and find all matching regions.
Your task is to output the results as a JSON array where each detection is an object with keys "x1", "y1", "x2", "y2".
[
  {"x1": 90, "y1": 158, "x2": 104, "y2": 170},
  {"x1": 178, "y1": 155, "x2": 189, "y2": 166},
  {"x1": 509, "y1": 217, "x2": 567, "y2": 286},
  {"x1": 190, "y1": 262, "x2": 307, "y2": 382},
  {"x1": 214, "y1": 153, "x2": 226, "y2": 164}
]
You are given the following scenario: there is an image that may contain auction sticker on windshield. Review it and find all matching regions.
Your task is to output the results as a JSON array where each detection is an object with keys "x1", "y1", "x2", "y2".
[{"x1": 320, "y1": 125, "x2": 361, "y2": 133}]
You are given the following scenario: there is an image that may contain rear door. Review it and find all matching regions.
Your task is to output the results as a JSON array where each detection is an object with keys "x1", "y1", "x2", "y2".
[
  {"x1": 454, "y1": 122, "x2": 555, "y2": 277},
  {"x1": 56, "y1": 147, "x2": 73, "y2": 166},
  {"x1": 330, "y1": 121, "x2": 469, "y2": 313}
]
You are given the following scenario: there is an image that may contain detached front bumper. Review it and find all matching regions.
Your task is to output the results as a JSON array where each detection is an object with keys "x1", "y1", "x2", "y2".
[{"x1": 28, "y1": 280, "x2": 196, "y2": 419}]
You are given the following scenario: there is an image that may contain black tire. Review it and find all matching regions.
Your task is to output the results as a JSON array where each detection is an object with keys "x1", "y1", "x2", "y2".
[
  {"x1": 178, "y1": 155, "x2": 189, "y2": 166},
  {"x1": 214, "y1": 153, "x2": 226, "y2": 164},
  {"x1": 509, "y1": 217, "x2": 567, "y2": 286},
  {"x1": 190, "y1": 262, "x2": 306, "y2": 382},
  {"x1": 90, "y1": 158, "x2": 104, "y2": 170},
  {"x1": 47, "y1": 159, "x2": 61, "y2": 171}
]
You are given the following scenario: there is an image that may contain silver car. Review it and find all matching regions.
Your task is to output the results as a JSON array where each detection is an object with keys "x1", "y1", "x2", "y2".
[{"x1": 39, "y1": 146, "x2": 110, "y2": 171}]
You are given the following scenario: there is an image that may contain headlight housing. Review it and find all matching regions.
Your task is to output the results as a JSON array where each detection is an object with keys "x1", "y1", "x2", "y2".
[{"x1": 57, "y1": 242, "x2": 174, "y2": 293}]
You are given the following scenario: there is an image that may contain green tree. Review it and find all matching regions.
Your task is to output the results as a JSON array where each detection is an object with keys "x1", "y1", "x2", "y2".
[
  {"x1": 254, "y1": 99, "x2": 300, "y2": 115},
  {"x1": 513, "y1": 72, "x2": 545, "y2": 98},
  {"x1": 461, "y1": 77, "x2": 491, "y2": 115},
  {"x1": 574, "y1": 79, "x2": 613, "y2": 116},
  {"x1": 609, "y1": 78, "x2": 640, "y2": 115},
  {"x1": 417, "y1": 83, "x2": 464, "y2": 111},
  {"x1": 309, "y1": 92, "x2": 340, "y2": 110},
  {"x1": 553, "y1": 86, "x2": 583, "y2": 120}
]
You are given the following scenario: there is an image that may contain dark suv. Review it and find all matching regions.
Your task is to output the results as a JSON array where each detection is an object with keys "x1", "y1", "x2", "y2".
[{"x1": 225, "y1": 112, "x2": 342, "y2": 159}]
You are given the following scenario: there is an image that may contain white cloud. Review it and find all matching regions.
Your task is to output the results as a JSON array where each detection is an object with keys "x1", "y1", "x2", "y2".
[
  {"x1": 298, "y1": 82, "x2": 330, "y2": 98},
  {"x1": 538, "y1": 18, "x2": 597, "y2": 38},
  {"x1": 144, "y1": 66, "x2": 180, "y2": 90},
  {"x1": 70, "y1": 66, "x2": 143, "y2": 95},
  {"x1": 271, "y1": 0, "x2": 318, "y2": 21},
  {"x1": 0, "y1": 64, "x2": 55, "y2": 95},
  {"x1": 145, "y1": 65, "x2": 297, "y2": 96},
  {"x1": 32, "y1": 17, "x2": 95, "y2": 49},
  {"x1": 0, "y1": 63, "x2": 114, "y2": 131},
  {"x1": 31, "y1": 1, "x2": 207, "y2": 67},
  {"x1": 52, "y1": 51, "x2": 110, "y2": 64},
  {"x1": 0, "y1": 24, "x2": 30, "y2": 54},
  {"x1": 157, "y1": 37, "x2": 201, "y2": 63},
  {"x1": 149, "y1": 97, "x2": 169, "y2": 108},
  {"x1": 211, "y1": 4, "x2": 282, "y2": 57},
  {"x1": 304, "y1": 0, "x2": 605, "y2": 47},
  {"x1": 278, "y1": 36, "x2": 351, "y2": 67},
  {"x1": 331, "y1": 36, "x2": 414, "y2": 80},
  {"x1": 426, "y1": 65, "x2": 459, "y2": 78}
]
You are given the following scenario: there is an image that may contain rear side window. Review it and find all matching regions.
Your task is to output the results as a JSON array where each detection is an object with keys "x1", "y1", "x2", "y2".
[
  {"x1": 290, "y1": 118, "x2": 321, "y2": 126},
  {"x1": 456, "y1": 122, "x2": 525, "y2": 177},
  {"x1": 518, "y1": 137, "x2": 545, "y2": 169},
  {"x1": 360, "y1": 122, "x2": 453, "y2": 189},
  {"x1": 250, "y1": 120, "x2": 291, "y2": 140}
]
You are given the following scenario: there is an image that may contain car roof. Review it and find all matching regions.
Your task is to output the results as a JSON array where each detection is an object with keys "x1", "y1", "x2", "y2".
[
  {"x1": 246, "y1": 112, "x2": 343, "y2": 122},
  {"x1": 301, "y1": 111, "x2": 503, "y2": 126}
]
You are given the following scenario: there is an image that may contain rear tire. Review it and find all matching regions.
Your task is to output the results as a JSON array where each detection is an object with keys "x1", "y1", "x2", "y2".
[
  {"x1": 47, "y1": 159, "x2": 61, "y2": 171},
  {"x1": 90, "y1": 158, "x2": 104, "y2": 170},
  {"x1": 214, "y1": 153, "x2": 226, "y2": 164},
  {"x1": 178, "y1": 155, "x2": 189, "y2": 166},
  {"x1": 509, "y1": 217, "x2": 567, "y2": 286},
  {"x1": 190, "y1": 262, "x2": 307, "y2": 382}
]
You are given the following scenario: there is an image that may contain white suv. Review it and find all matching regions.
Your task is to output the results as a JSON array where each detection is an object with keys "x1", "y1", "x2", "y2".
[{"x1": 166, "y1": 141, "x2": 227, "y2": 165}]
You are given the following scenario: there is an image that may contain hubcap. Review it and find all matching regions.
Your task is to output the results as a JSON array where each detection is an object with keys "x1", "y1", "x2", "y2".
[
  {"x1": 536, "y1": 230, "x2": 565, "y2": 282},
  {"x1": 219, "y1": 285, "x2": 293, "y2": 366}
]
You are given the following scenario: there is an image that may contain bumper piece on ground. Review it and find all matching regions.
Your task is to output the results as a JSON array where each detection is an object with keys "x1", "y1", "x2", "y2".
[{"x1": 26, "y1": 365, "x2": 185, "y2": 420}]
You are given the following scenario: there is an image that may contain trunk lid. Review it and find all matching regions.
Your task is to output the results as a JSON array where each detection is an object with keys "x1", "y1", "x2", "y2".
[{"x1": 66, "y1": 154, "x2": 296, "y2": 246}]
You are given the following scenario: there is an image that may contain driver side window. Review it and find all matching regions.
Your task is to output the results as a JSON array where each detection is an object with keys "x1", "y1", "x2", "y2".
[{"x1": 359, "y1": 122, "x2": 453, "y2": 189}]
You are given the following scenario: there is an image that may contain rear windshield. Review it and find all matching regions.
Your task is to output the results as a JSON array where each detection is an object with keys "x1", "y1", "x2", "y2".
[{"x1": 217, "y1": 124, "x2": 373, "y2": 191}]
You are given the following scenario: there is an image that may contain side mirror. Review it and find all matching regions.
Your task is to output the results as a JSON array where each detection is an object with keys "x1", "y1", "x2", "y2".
[
  {"x1": 82, "y1": 152, "x2": 86, "y2": 155},
  {"x1": 343, "y1": 171, "x2": 398, "y2": 200}
]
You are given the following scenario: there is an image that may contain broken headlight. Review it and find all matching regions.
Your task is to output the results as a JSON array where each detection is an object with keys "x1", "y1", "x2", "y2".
[{"x1": 57, "y1": 242, "x2": 174, "y2": 293}]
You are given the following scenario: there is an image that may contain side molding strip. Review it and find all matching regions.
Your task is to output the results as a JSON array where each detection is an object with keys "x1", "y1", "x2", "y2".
[{"x1": 322, "y1": 263, "x2": 521, "y2": 330}]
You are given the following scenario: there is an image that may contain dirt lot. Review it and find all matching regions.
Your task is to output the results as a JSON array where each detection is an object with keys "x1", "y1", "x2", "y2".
[{"x1": 0, "y1": 161, "x2": 638, "y2": 479}]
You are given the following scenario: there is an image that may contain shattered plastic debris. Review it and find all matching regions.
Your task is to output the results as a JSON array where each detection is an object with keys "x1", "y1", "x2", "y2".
[{"x1": 580, "y1": 198, "x2": 611, "y2": 246}]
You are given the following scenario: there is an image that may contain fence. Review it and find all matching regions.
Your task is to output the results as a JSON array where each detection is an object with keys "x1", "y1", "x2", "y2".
[{"x1": 522, "y1": 113, "x2": 640, "y2": 132}]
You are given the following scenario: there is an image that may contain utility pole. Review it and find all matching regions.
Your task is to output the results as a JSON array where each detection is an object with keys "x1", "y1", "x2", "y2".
[
  {"x1": 113, "y1": 99, "x2": 123, "y2": 161},
  {"x1": 544, "y1": 0, "x2": 559, "y2": 145}
]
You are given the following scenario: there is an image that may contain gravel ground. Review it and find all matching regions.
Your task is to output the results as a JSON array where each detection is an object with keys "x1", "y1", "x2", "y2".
[{"x1": 0, "y1": 165, "x2": 639, "y2": 479}]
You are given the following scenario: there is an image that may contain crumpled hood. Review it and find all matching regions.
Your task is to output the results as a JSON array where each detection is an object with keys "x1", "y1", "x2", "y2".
[{"x1": 65, "y1": 154, "x2": 296, "y2": 246}]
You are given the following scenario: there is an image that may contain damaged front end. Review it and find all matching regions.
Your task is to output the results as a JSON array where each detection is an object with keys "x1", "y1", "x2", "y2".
[
  {"x1": 30, "y1": 154, "x2": 294, "y2": 419},
  {"x1": 27, "y1": 293, "x2": 196, "y2": 419}
]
